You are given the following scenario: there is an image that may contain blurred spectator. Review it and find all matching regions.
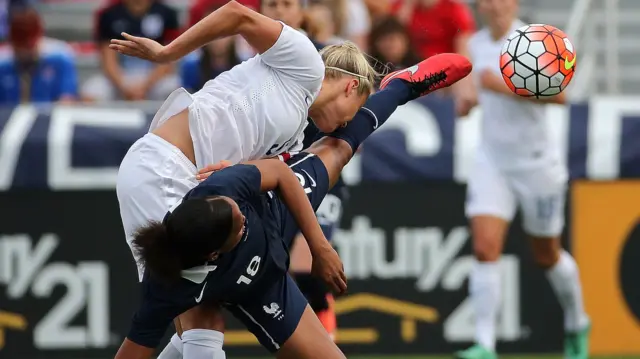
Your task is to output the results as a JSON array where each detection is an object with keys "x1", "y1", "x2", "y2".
[
  {"x1": 82, "y1": 0, "x2": 180, "y2": 102},
  {"x1": 305, "y1": 1, "x2": 344, "y2": 45},
  {"x1": 392, "y1": 0, "x2": 475, "y2": 59},
  {"x1": 315, "y1": 0, "x2": 370, "y2": 50},
  {"x1": 342, "y1": 0, "x2": 371, "y2": 51},
  {"x1": 1, "y1": 0, "x2": 40, "y2": 42},
  {"x1": 188, "y1": 0, "x2": 259, "y2": 27},
  {"x1": 368, "y1": 16, "x2": 421, "y2": 76},
  {"x1": 261, "y1": 0, "x2": 323, "y2": 48},
  {"x1": 0, "y1": 6, "x2": 78, "y2": 104},
  {"x1": 181, "y1": 0, "x2": 242, "y2": 92},
  {"x1": 392, "y1": 0, "x2": 477, "y2": 116},
  {"x1": 261, "y1": 0, "x2": 305, "y2": 30},
  {"x1": 0, "y1": 0, "x2": 7, "y2": 41},
  {"x1": 363, "y1": 0, "x2": 392, "y2": 20}
]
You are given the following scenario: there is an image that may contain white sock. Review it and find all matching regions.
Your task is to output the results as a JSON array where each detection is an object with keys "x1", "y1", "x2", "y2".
[
  {"x1": 182, "y1": 329, "x2": 226, "y2": 359},
  {"x1": 545, "y1": 250, "x2": 589, "y2": 332},
  {"x1": 157, "y1": 334, "x2": 183, "y2": 359},
  {"x1": 470, "y1": 261, "x2": 501, "y2": 351}
]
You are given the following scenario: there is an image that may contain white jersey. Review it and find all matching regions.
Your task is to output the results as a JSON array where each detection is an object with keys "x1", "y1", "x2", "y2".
[
  {"x1": 469, "y1": 20, "x2": 559, "y2": 170},
  {"x1": 149, "y1": 24, "x2": 324, "y2": 168}
]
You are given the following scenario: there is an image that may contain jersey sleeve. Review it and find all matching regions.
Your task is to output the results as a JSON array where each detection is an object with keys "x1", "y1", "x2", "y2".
[
  {"x1": 190, "y1": 164, "x2": 262, "y2": 200},
  {"x1": 259, "y1": 24, "x2": 325, "y2": 91}
]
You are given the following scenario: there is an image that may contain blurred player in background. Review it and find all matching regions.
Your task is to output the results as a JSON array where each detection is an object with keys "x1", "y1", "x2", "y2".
[
  {"x1": 112, "y1": 1, "x2": 378, "y2": 359},
  {"x1": 456, "y1": 1, "x2": 590, "y2": 359}
]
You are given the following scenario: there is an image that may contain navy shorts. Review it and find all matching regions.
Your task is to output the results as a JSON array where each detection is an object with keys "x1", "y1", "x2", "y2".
[{"x1": 225, "y1": 273, "x2": 308, "y2": 353}]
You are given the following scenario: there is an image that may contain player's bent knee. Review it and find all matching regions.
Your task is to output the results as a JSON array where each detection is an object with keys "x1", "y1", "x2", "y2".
[
  {"x1": 277, "y1": 306, "x2": 345, "y2": 359},
  {"x1": 179, "y1": 302, "x2": 226, "y2": 332},
  {"x1": 470, "y1": 216, "x2": 508, "y2": 261},
  {"x1": 471, "y1": 235, "x2": 503, "y2": 261},
  {"x1": 529, "y1": 236, "x2": 561, "y2": 269}
]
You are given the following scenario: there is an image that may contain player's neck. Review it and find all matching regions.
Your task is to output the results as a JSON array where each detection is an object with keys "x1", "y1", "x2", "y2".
[{"x1": 309, "y1": 81, "x2": 341, "y2": 114}]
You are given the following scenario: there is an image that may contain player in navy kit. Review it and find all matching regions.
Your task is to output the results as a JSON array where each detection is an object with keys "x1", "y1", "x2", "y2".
[{"x1": 115, "y1": 53, "x2": 472, "y2": 359}]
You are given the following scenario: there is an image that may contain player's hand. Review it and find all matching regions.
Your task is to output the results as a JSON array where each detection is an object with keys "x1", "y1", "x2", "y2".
[
  {"x1": 196, "y1": 160, "x2": 233, "y2": 181},
  {"x1": 311, "y1": 244, "x2": 347, "y2": 295},
  {"x1": 110, "y1": 33, "x2": 169, "y2": 63}
]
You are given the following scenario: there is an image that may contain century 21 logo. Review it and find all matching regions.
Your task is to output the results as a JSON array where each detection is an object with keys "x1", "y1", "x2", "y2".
[{"x1": 0, "y1": 234, "x2": 112, "y2": 350}]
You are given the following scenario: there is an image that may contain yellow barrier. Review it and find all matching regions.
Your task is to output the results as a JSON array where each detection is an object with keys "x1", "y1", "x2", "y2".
[
  {"x1": 573, "y1": 181, "x2": 640, "y2": 355},
  {"x1": 0, "y1": 311, "x2": 27, "y2": 350}
]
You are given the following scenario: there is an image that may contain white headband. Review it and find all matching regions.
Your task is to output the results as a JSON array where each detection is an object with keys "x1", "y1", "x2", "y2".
[{"x1": 325, "y1": 66, "x2": 368, "y2": 80}]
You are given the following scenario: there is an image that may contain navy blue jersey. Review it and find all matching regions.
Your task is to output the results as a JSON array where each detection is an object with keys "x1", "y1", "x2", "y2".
[{"x1": 128, "y1": 155, "x2": 330, "y2": 349}]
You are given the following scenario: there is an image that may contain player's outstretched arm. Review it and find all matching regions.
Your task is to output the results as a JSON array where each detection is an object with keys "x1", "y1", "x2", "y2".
[
  {"x1": 249, "y1": 159, "x2": 347, "y2": 294},
  {"x1": 110, "y1": 1, "x2": 282, "y2": 63}
]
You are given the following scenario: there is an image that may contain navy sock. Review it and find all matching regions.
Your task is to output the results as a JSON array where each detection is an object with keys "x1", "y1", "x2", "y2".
[{"x1": 328, "y1": 80, "x2": 411, "y2": 153}]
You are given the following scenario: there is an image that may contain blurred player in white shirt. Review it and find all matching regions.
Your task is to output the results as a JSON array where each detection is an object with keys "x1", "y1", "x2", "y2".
[
  {"x1": 111, "y1": 2, "x2": 378, "y2": 359},
  {"x1": 456, "y1": 1, "x2": 590, "y2": 359}
]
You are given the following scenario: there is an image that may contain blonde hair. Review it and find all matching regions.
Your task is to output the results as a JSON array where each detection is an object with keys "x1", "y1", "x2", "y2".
[{"x1": 320, "y1": 41, "x2": 379, "y2": 96}]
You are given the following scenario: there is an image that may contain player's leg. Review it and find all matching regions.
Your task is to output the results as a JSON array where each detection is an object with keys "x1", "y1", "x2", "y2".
[
  {"x1": 307, "y1": 54, "x2": 472, "y2": 187},
  {"x1": 226, "y1": 274, "x2": 345, "y2": 359},
  {"x1": 278, "y1": 76, "x2": 432, "y2": 244},
  {"x1": 456, "y1": 150, "x2": 517, "y2": 359},
  {"x1": 276, "y1": 305, "x2": 344, "y2": 359},
  {"x1": 514, "y1": 165, "x2": 590, "y2": 359},
  {"x1": 278, "y1": 75, "x2": 430, "y2": 234},
  {"x1": 177, "y1": 303, "x2": 227, "y2": 359}
]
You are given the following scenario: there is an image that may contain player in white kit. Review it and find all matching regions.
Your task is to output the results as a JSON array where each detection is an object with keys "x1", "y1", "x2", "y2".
[
  {"x1": 110, "y1": 2, "x2": 378, "y2": 359},
  {"x1": 456, "y1": 1, "x2": 590, "y2": 359}
]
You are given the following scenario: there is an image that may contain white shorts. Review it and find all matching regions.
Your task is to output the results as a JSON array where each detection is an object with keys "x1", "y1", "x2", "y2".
[
  {"x1": 465, "y1": 149, "x2": 568, "y2": 237},
  {"x1": 116, "y1": 133, "x2": 198, "y2": 281}
]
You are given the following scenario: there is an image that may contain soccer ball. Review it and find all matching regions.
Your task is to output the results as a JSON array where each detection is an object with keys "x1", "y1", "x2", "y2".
[{"x1": 500, "y1": 24, "x2": 576, "y2": 97}]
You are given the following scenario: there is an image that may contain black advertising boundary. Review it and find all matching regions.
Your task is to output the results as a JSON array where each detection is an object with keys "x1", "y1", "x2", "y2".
[{"x1": 0, "y1": 183, "x2": 570, "y2": 358}]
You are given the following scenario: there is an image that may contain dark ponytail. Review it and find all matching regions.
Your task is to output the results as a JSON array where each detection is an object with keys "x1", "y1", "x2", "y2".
[{"x1": 132, "y1": 222, "x2": 183, "y2": 284}]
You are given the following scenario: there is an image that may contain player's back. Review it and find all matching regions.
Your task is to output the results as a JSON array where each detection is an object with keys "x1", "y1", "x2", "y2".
[
  {"x1": 150, "y1": 24, "x2": 324, "y2": 169},
  {"x1": 469, "y1": 20, "x2": 556, "y2": 169},
  {"x1": 193, "y1": 55, "x2": 310, "y2": 162}
]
